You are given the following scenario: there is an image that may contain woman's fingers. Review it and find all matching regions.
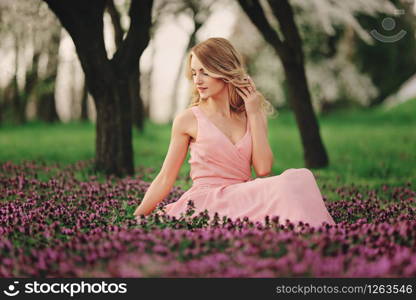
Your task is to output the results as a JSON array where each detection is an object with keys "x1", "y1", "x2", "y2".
[
  {"x1": 240, "y1": 75, "x2": 256, "y2": 98},
  {"x1": 243, "y1": 75, "x2": 256, "y2": 93},
  {"x1": 248, "y1": 76, "x2": 256, "y2": 91},
  {"x1": 236, "y1": 88, "x2": 248, "y2": 100},
  {"x1": 239, "y1": 84, "x2": 250, "y2": 95},
  {"x1": 236, "y1": 87, "x2": 247, "y2": 97}
]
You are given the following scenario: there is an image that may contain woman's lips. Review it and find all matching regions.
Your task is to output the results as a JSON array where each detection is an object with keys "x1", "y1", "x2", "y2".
[{"x1": 197, "y1": 87, "x2": 207, "y2": 92}]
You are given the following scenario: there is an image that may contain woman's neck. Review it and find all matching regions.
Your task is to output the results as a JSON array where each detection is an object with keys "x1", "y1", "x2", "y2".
[{"x1": 202, "y1": 86, "x2": 233, "y2": 118}]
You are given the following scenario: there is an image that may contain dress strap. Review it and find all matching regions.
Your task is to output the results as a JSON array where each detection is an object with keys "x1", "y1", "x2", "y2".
[
  {"x1": 192, "y1": 105, "x2": 250, "y2": 133},
  {"x1": 190, "y1": 106, "x2": 205, "y2": 143},
  {"x1": 191, "y1": 105, "x2": 211, "y2": 125},
  {"x1": 190, "y1": 105, "x2": 201, "y2": 119}
]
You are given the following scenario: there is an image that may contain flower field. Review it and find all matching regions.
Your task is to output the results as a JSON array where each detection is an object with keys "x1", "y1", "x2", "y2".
[{"x1": 1, "y1": 161, "x2": 415, "y2": 277}]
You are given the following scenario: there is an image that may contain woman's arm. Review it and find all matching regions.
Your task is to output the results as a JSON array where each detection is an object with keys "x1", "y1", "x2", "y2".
[
  {"x1": 133, "y1": 111, "x2": 191, "y2": 217},
  {"x1": 248, "y1": 111, "x2": 274, "y2": 177},
  {"x1": 236, "y1": 76, "x2": 274, "y2": 177}
]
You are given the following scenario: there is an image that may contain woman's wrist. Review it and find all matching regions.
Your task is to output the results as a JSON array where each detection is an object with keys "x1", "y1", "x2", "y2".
[{"x1": 247, "y1": 109, "x2": 263, "y2": 120}]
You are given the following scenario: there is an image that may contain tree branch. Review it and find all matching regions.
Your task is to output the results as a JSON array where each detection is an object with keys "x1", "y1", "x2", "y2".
[
  {"x1": 106, "y1": 0, "x2": 124, "y2": 49},
  {"x1": 112, "y1": 0, "x2": 153, "y2": 74},
  {"x1": 237, "y1": 0, "x2": 285, "y2": 57},
  {"x1": 43, "y1": 0, "x2": 110, "y2": 99},
  {"x1": 267, "y1": 0, "x2": 304, "y2": 62}
]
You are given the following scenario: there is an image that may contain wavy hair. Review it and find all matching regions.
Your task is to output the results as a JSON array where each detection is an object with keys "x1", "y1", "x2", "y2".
[{"x1": 185, "y1": 37, "x2": 277, "y2": 118}]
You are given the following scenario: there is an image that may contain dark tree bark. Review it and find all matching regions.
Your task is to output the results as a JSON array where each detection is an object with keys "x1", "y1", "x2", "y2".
[
  {"x1": 106, "y1": 0, "x2": 145, "y2": 131},
  {"x1": 36, "y1": 75, "x2": 59, "y2": 122},
  {"x1": 11, "y1": 78, "x2": 25, "y2": 125},
  {"x1": 43, "y1": 0, "x2": 153, "y2": 176},
  {"x1": 25, "y1": 53, "x2": 40, "y2": 100},
  {"x1": 238, "y1": 0, "x2": 328, "y2": 168},
  {"x1": 80, "y1": 84, "x2": 89, "y2": 121},
  {"x1": 12, "y1": 36, "x2": 26, "y2": 125},
  {"x1": 106, "y1": 0, "x2": 124, "y2": 47},
  {"x1": 129, "y1": 67, "x2": 145, "y2": 131},
  {"x1": 36, "y1": 28, "x2": 60, "y2": 123}
]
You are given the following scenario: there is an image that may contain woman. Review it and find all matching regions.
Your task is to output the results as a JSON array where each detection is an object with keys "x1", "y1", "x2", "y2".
[{"x1": 134, "y1": 37, "x2": 335, "y2": 227}]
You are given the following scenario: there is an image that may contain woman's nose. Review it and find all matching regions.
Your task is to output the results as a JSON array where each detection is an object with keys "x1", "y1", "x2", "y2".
[{"x1": 194, "y1": 74, "x2": 203, "y2": 84}]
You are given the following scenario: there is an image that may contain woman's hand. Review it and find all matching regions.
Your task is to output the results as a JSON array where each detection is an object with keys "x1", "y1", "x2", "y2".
[
  {"x1": 236, "y1": 76, "x2": 262, "y2": 116},
  {"x1": 134, "y1": 206, "x2": 149, "y2": 218}
]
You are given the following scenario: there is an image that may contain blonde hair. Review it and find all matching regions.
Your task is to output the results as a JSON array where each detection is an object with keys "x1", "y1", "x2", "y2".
[{"x1": 185, "y1": 37, "x2": 277, "y2": 118}]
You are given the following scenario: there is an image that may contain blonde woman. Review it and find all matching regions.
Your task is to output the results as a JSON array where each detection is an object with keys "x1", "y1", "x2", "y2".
[{"x1": 134, "y1": 37, "x2": 335, "y2": 227}]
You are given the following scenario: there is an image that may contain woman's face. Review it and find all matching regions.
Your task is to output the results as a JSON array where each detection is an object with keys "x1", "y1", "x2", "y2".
[{"x1": 190, "y1": 55, "x2": 227, "y2": 99}]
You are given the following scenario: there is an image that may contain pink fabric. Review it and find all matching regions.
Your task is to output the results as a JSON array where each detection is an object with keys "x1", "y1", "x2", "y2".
[{"x1": 162, "y1": 106, "x2": 336, "y2": 227}]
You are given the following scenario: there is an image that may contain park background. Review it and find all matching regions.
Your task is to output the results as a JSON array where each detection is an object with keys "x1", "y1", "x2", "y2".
[{"x1": 0, "y1": 0, "x2": 415, "y2": 277}]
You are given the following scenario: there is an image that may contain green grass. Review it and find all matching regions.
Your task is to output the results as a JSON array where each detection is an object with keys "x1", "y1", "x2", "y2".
[{"x1": 1, "y1": 98, "x2": 415, "y2": 201}]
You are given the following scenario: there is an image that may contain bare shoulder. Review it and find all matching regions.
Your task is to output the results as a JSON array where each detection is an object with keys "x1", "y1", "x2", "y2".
[{"x1": 172, "y1": 107, "x2": 197, "y2": 141}]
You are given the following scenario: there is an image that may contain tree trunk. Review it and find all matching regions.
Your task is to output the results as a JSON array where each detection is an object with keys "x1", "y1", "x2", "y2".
[
  {"x1": 1, "y1": 79, "x2": 18, "y2": 124},
  {"x1": 37, "y1": 75, "x2": 59, "y2": 123},
  {"x1": 25, "y1": 52, "x2": 40, "y2": 99},
  {"x1": 80, "y1": 83, "x2": 89, "y2": 121},
  {"x1": 107, "y1": 0, "x2": 145, "y2": 132},
  {"x1": 44, "y1": 0, "x2": 153, "y2": 176},
  {"x1": 12, "y1": 36, "x2": 26, "y2": 125},
  {"x1": 11, "y1": 78, "x2": 25, "y2": 125},
  {"x1": 95, "y1": 73, "x2": 134, "y2": 176},
  {"x1": 280, "y1": 58, "x2": 328, "y2": 167},
  {"x1": 130, "y1": 69, "x2": 145, "y2": 131},
  {"x1": 36, "y1": 28, "x2": 60, "y2": 123},
  {"x1": 238, "y1": 0, "x2": 328, "y2": 168}
]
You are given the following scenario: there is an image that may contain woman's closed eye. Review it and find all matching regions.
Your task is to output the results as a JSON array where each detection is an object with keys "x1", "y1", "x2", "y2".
[{"x1": 192, "y1": 72, "x2": 209, "y2": 77}]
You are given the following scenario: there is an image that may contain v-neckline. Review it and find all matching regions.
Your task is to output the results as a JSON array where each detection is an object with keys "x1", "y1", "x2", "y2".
[{"x1": 197, "y1": 106, "x2": 249, "y2": 147}]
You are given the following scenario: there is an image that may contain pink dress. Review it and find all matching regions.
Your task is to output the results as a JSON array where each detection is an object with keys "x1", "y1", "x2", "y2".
[{"x1": 162, "y1": 106, "x2": 335, "y2": 227}]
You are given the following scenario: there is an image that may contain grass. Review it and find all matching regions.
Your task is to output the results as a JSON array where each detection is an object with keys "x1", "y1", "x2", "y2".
[{"x1": 1, "y1": 98, "x2": 415, "y2": 202}]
